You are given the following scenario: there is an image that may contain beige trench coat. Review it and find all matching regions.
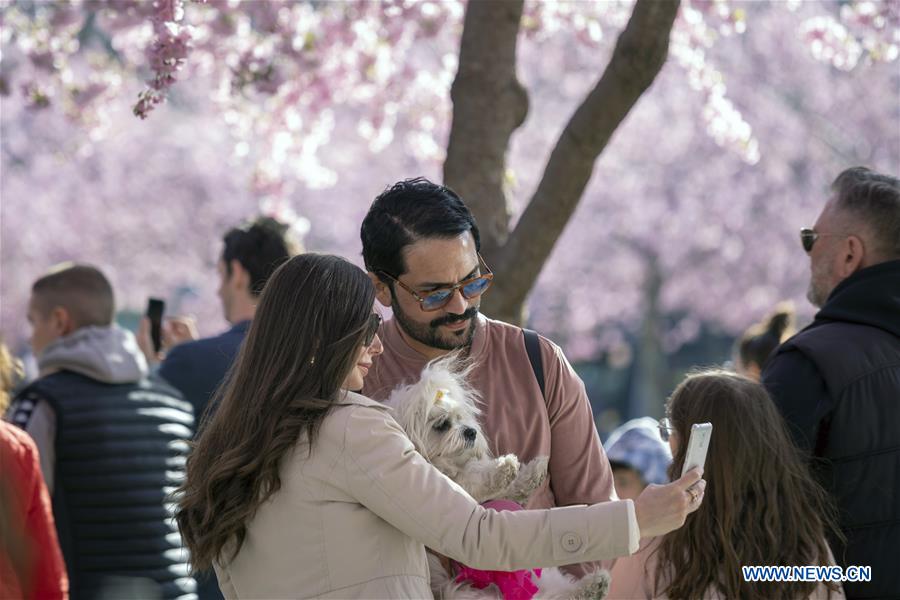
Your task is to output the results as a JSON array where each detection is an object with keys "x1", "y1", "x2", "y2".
[{"x1": 214, "y1": 392, "x2": 640, "y2": 599}]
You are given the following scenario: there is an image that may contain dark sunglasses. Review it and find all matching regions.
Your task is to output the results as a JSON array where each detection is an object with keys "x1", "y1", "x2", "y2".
[
  {"x1": 363, "y1": 313, "x2": 382, "y2": 347},
  {"x1": 378, "y1": 254, "x2": 494, "y2": 312},
  {"x1": 800, "y1": 228, "x2": 845, "y2": 253},
  {"x1": 800, "y1": 228, "x2": 819, "y2": 253}
]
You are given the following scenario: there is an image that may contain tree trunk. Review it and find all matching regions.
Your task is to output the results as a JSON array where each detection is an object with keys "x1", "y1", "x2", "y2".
[
  {"x1": 629, "y1": 253, "x2": 667, "y2": 419},
  {"x1": 445, "y1": 0, "x2": 681, "y2": 325},
  {"x1": 443, "y1": 0, "x2": 528, "y2": 261}
]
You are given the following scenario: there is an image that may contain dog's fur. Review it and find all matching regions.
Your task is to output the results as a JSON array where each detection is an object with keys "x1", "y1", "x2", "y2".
[{"x1": 388, "y1": 354, "x2": 610, "y2": 600}]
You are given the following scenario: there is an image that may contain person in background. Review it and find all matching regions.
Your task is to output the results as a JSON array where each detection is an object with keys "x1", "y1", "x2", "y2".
[
  {"x1": 140, "y1": 216, "x2": 299, "y2": 429},
  {"x1": 609, "y1": 370, "x2": 843, "y2": 600},
  {"x1": 6, "y1": 263, "x2": 195, "y2": 599},
  {"x1": 1, "y1": 341, "x2": 68, "y2": 600},
  {"x1": 763, "y1": 167, "x2": 899, "y2": 599},
  {"x1": 734, "y1": 302, "x2": 795, "y2": 381},
  {"x1": 604, "y1": 417, "x2": 672, "y2": 501}
]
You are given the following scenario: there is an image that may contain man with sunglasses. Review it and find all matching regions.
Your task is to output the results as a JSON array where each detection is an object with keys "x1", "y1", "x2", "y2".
[
  {"x1": 762, "y1": 167, "x2": 900, "y2": 599},
  {"x1": 360, "y1": 178, "x2": 621, "y2": 576}
]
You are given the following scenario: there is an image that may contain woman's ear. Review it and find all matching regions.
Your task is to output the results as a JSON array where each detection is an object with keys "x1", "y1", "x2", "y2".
[{"x1": 368, "y1": 272, "x2": 392, "y2": 307}]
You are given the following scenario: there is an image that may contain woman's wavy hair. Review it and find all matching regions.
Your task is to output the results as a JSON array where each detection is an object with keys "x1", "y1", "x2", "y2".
[
  {"x1": 653, "y1": 370, "x2": 841, "y2": 600},
  {"x1": 175, "y1": 253, "x2": 376, "y2": 572}
]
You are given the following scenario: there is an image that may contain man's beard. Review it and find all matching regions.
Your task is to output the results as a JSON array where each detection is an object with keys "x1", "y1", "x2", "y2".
[
  {"x1": 806, "y1": 260, "x2": 832, "y2": 308},
  {"x1": 391, "y1": 292, "x2": 479, "y2": 351},
  {"x1": 806, "y1": 280, "x2": 827, "y2": 308}
]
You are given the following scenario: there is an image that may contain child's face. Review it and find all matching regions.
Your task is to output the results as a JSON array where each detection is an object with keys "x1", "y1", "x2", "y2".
[{"x1": 612, "y1": 466, "x2": 647, "y2": 501}]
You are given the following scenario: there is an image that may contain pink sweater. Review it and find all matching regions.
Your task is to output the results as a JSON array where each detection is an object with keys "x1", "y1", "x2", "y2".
[{"x1": 363, "y1": 314, "x2": 617, "y2": 572}]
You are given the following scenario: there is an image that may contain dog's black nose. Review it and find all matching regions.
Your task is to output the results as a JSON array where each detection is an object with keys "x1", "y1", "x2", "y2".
[{"x1": 463, "y1": 427, "x2": 477, "y2": 442}]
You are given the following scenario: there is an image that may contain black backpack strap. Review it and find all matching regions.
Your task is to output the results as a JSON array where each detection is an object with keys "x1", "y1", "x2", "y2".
[{"x1": 522, "y1": 328, "x2": 545, "y2": 400}]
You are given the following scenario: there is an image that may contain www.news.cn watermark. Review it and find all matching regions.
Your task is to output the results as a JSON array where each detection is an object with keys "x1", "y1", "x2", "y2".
[{"x1": 742, "y1": 565, "x2": 872, "y2": 583}]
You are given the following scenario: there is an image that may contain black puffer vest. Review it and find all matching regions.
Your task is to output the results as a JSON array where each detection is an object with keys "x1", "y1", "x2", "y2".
[
  {"x1": 20, "y1": 370, "x2": 196, "y2": 600},
  {"x1": 775, "y1": 260, "x2": 900, "y2": 599}
]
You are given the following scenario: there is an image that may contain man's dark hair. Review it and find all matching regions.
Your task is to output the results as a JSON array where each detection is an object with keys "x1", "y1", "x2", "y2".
[
  {"x1": 360, "y1": 177, "x2": 480, "y2": 282},
  {"x1": 222, "y1": 216, "x2": 297, "y2": 296},
  {"x1": 831, "y1": 166, "x2": 900, "y2": 259},
  {"x1": 32, "y1": 263, "x2": 115, "y2": 328}
]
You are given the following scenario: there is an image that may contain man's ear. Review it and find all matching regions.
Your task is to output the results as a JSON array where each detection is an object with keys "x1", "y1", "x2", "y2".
[
  {"x1": 839, "y1": 235, "x2": 866, "y2": 278},
  {"x1": 368, "y1": 272, "x2": 392, "y2": 307},
  {"x1": 230, "y1": 259, "x2": 252, "y2": 294},
  {"x1": 51, "y1": 306, "x2": 76, "y2": 337}
]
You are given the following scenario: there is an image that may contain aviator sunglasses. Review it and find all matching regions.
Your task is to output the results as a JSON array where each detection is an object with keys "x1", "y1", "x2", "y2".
[{"x1": 378, "y1": 254, "x2": 494, "y2": 312}]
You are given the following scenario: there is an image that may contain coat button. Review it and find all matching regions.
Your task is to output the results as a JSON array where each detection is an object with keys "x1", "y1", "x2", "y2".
[{"x1": 561, "y1": 532, "x2": 582, "y2": 552}]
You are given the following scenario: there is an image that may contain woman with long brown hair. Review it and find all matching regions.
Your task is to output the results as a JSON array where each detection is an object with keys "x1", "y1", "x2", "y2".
[
  {"x1": 175, "y1": 253, "x2": 706, "y2": 599},
  {"x1": 609, "y1": 370, "x2": 843, "y2": 600}
]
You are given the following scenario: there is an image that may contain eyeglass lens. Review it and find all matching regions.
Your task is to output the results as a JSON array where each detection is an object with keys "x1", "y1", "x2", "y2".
[
  {"x1": 421, "y1": 276, "x2": 491, "y2": 310},
  {"x1": 800, "y1": 229, "x2": 816, "y2": 252},
  {"x1": 364, "y1": 314, "x2": 381, "y2": 346},
  {"x1": 658, "y1": 418, "x2": 672, "y2": 442}
]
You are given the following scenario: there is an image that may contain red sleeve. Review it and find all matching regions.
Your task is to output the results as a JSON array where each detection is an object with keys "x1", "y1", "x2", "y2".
[{"x1": 6, "y1": 425, "x2": 69, "y2": 599}]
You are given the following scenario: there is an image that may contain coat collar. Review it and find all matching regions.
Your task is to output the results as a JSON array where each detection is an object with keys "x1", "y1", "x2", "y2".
[
  {"x1": 334, "y1": 390, "x2": 391, "y2": 410},
  {"x1": 813, "y1": 258, "x2": 900, "y2": 338}
]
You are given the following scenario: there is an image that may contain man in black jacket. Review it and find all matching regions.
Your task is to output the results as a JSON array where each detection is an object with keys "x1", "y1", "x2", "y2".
[
  {"x1": 763, "y1": 167, "x2": 900, "y2": 600},
  {"x1": 7, "y1": 264, "x2": 196, "y2": 600}
]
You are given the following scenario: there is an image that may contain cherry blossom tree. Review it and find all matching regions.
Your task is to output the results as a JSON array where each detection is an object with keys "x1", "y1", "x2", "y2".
[
  {"x1": 513, "y1": 0, "x2": 898, "y2": 412},
  {"x1": 1, "y1": 0, "x2": 897, "y2": 400},
  {"x1": 0, "y1": 94, "x2": 262, "y2": 345}
]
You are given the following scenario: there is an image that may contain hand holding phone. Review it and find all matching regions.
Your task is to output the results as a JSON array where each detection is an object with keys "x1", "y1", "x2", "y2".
[
  {"x1": 633, "y1": 468, "x2": 706, "y2": 537},
  {"x1": 146, "y1": 298, "x2": 165, "y2": 354},
  {"x1": 681, "y1": 422, "x2": 712, "y2": 477}
]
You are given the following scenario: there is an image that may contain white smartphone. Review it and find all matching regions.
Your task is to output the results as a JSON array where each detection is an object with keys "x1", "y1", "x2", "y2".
[{"x1": 681, "y1": 422, "x2": 713, "y2": 477}]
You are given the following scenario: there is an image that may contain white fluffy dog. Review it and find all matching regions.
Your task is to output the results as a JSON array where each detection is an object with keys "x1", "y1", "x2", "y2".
[{"x1": 388, "y1": 354, "x2": 610, "y2": 600}]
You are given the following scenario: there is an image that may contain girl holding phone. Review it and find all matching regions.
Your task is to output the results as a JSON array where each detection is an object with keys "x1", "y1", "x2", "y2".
[{"x1": 609, "y1": 371, "x2": 844, "y2": 600}]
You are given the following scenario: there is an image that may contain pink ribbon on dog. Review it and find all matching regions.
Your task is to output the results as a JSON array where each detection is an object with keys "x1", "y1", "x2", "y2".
[{"x1": 453, "y1": 499, "x2": 542, "y2": 600}]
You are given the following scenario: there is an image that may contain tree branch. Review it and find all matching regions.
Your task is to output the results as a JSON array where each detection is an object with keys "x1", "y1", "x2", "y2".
[
  {"x1": 442, "y1": 0, "x2": 528, "y2": 260},
  {"x1": 484, "y1": 0, "x2": 680, "y2": 323}
]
